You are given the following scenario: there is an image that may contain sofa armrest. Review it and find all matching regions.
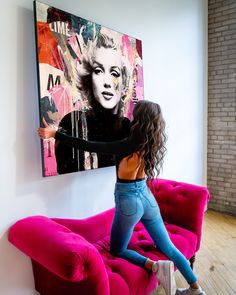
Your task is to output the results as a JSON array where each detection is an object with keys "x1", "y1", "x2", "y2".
[
  {"x1": 149, "y1": 179, "x2": 210, "y2": 251},
  {"x1": 8, "y1": 216, "x2": 109, "y2": 292}
]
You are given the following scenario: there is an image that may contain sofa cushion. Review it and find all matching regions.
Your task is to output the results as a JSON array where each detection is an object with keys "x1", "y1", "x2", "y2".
[
  {"x1": 165, "y1": 223, "x2": 197, "y2": 260},
  {"x1": 92, "y1": 221, "x2": 197, "y2": 294}
]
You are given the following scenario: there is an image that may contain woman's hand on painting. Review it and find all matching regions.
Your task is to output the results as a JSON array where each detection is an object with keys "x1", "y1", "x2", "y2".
[{"x1": 38, "y1": 118, "x2": 57, "y2": 139}]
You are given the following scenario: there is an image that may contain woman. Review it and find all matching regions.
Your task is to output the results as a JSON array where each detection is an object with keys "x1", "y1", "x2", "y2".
[
  {"x1": 38, "y1": 100, "x2": 205, "y2": 295},
  {"x1": 55, "y1": 33, "x2": 131, "y2": 173}
]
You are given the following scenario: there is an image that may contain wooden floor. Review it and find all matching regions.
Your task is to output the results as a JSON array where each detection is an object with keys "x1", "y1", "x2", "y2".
[{"x1": 151, "y1": 210, "x2": 236, "y2": 295}]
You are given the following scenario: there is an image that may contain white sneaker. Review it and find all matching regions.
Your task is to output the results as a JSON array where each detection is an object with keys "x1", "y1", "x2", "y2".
[
  {"x1": 153, "y1": 260, "x2": 176, "y2": 295},
  {"x1": 175, "y1": 286, "x2": 206, "y2": 295}
]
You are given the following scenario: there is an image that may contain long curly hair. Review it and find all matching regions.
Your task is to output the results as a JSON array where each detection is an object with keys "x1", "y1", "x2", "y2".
[{"x1": 130, "y1": 100, "x2": 167, "y2": 180}]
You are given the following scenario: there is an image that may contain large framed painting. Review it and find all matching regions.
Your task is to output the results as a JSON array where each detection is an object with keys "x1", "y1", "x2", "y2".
[{"x1": 34, "y1": 1, "x2": 144, "y2": 177}]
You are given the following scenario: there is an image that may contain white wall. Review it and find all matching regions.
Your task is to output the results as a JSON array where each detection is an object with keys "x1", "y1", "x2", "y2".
[{"x1": 0, "y1": 0, "x2": 207, "y2": 294}]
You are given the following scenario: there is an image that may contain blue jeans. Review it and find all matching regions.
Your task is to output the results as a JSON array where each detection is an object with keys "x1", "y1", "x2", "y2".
[{"x1": 110, "y1": 180, "x2": 197, "y2": 285}]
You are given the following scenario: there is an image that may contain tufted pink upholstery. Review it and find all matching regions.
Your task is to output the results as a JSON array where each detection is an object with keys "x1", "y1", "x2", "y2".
[{"x1": 8, "y1": 179, "x2": 210, "y2": 295}]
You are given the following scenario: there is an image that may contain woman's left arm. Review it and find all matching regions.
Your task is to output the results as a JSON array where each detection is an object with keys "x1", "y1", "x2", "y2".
[
  {"x1": 54, "y1": 131, "x2": 135, "y2": 155},
  {"x1": 38, "y1": 119, "x2": 141, "y2": 156}
]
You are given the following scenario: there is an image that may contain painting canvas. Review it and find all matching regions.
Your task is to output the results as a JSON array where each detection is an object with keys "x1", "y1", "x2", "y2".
[{"x1": 34, "y1": 1, "x2": 144, "y2": 177}]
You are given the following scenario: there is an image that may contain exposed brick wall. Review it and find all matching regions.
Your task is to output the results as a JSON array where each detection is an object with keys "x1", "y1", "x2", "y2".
[{"x1": 208, "y1": 0, "x2": 236, "y2": 215}]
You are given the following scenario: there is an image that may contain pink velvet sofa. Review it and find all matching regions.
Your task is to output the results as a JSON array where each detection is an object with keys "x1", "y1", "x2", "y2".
[{"x1": 8, "y1": 179, "x2": 210, "y2": 295}]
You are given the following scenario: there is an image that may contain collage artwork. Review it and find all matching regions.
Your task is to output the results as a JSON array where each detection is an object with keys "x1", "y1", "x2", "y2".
[{"x1": 34, "y1": 1, "x2": 144, "y2": 176}]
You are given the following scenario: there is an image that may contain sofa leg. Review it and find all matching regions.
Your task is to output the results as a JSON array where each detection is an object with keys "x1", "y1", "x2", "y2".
[{"x1": 189, "y1": 255, "x2": 195, "y2": 269}]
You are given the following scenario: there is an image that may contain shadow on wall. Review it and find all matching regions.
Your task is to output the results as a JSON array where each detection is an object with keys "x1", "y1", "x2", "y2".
[
  {"x1": 0, "y1": 231, "x2": 36, "y2": 295},
  {"x1": 15, "y1": 5, "x2": 42, "y2": 194}
]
